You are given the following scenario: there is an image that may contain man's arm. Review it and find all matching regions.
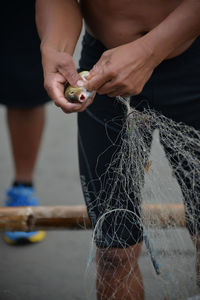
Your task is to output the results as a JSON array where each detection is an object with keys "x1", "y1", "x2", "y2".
[
  {"x1": 36, "y1": 0, "x2": 81, "y2": 55},
  {"x1": 36, "y1": 0, "x2": 90, "y2": 113},
  {"x1": 145, "y1": 0, "x2": 200, "y2": 62},
  {"x1": 85, "y1": 0, "x2": 200, "y2": 98}
]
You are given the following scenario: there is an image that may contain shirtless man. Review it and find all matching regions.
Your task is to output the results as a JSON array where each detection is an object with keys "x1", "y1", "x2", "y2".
[{"x1": 36, "y1": 1, "x2": 200, "y2": 299}]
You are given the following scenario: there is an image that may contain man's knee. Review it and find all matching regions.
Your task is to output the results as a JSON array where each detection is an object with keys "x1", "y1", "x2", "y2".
[{"x1": 96, "y1": 242, "x2": 143, "y2": 274}]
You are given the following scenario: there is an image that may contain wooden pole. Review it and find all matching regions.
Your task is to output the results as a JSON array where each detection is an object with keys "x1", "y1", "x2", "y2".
[
  {"x1": 0, "y1": 203, "x2": 185, "y2": 231},
  {"x1": 142, "y1": 203, "x2": 185, "y2": 228}
]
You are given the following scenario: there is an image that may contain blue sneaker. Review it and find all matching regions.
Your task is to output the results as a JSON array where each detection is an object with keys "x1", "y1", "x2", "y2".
[{"x1": 4, "y1": 185, "x2": 46, "y2": 244}]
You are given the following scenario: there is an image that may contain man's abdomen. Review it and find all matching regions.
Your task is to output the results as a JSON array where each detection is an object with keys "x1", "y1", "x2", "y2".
[{"x1": 81, "y1": 0, "x2": 183, "y2": 49}]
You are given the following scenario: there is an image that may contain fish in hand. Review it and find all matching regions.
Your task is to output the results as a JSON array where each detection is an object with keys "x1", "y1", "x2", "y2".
[{"x1": 64, "y1": 71, "x2": 95, "y2": 103}]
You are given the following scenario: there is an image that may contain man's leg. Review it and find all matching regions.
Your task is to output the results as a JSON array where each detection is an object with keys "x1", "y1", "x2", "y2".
[
  {"x1": 6, "y1": 106, "x2": 45, "y2": 183},
  {"x1": 96, "y1": 243, "x2": 144, "y2": 300},
  {"x1": 78, "y1": 106, "x2": 146, "y2": 300}
]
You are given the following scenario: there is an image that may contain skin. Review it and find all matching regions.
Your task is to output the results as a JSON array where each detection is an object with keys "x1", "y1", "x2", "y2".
[
  {"x1": 7, "y1": 106, "x2": 45, "y2": 183},
  {"x1": 96, "y1": 243, "x2": 143, "y2": 300},
  {"x1": 36, "y1": 0, "x2": 200, "y2": 109},
  {"x1": 36, "y1": 1, "x2": 200, "y2": 298},
  {"x1": 81, "y1": 0, "x2": 191, "y2": 50}
]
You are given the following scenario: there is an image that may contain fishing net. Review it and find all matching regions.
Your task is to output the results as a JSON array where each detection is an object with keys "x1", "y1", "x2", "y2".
[{"x1": 84, "y1": 97, "x2": 200, "y2": 300}]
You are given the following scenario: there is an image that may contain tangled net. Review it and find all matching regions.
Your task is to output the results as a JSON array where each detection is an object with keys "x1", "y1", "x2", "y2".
[{"x1": 85, "y1": 97, "x2": 200, "y2": 300}]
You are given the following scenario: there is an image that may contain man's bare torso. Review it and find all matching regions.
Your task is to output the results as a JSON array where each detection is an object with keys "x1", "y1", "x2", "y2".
[{"x1": 80, "y1": 0, "x2": 194, "y2": 57}]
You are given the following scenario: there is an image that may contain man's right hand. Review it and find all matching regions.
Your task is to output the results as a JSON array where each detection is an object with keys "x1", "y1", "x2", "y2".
[{"x1": 41, "y1": 46, "x2": 92, "y2": 113}]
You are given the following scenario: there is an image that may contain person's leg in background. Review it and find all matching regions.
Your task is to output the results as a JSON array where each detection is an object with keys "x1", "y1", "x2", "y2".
[
  {"x1": 7, "y1": 106, "x2": 45, "y2": 184},
  {"x1": 4, "y1": 105, "x2": 47, "y2": 244},
  {"x1": 1, "y1": 1, "x2": 51, "y2": 244}
]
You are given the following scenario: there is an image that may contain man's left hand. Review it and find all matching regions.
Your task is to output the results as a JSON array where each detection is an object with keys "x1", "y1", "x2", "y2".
[{"x1": 84, "y1": 38, "x2": 158, "y2": 98}]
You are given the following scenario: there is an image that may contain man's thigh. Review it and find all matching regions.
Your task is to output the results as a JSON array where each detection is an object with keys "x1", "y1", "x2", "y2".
[{"x1": 78, "y1": 92, "x2": 146, "y2": 248}]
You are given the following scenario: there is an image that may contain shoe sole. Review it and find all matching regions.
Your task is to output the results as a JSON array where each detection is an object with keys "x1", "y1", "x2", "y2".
[{"x1": 4, "y1": 231, "x2": 46, "y2": 245}]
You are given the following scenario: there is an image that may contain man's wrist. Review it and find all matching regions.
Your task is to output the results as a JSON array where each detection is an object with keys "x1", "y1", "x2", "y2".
[
  {"x1": 40, "y1": 38, "x2": 75, "y2": 56},
  {"x1": 141, "y1": 32, "x2": 173, "y2": 66},
  {"x1": 133, "y1": 35, "x2": 164, "y2": 68}
]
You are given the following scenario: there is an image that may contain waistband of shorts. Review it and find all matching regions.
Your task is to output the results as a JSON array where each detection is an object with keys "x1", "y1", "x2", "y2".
[{"x1": 82, "y1": 31, "x2": 200, "y2": 62}]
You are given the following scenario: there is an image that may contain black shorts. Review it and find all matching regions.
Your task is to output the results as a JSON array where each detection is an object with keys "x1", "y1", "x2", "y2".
[
  {"x1": 0, "y1": 1, "x2": 50, "y2": 108},
  {"x1": 78, "y1": 32, "x2": 200, "y2": 248}
]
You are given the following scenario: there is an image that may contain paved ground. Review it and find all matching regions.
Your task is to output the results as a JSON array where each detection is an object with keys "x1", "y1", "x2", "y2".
[{"x1": 0, "y1": 33, "x2": 200, "y2": 300}]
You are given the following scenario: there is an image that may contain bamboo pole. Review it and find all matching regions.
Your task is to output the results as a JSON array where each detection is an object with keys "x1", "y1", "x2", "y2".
[
  {"x1": 0, "y1": 203, "x2": 185, "y2": 231},
  {"x1": 142, "y1": 203, "x2": 185, "y2": 228}
]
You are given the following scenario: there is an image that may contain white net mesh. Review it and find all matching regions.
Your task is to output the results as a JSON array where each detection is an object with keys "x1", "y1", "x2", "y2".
[{"x1": 84, "y1": 97, "x2": 200, "y2": 300}]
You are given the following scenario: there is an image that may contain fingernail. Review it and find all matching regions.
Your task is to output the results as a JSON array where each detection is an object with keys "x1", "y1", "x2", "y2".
[{"x1": 77, "y1": 80, "x2": 84, "y2": 87}]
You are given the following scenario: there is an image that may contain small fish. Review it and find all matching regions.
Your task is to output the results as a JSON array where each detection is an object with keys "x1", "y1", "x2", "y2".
[{"x1": 64, "y1": 71, "x2": 95, "y2": 103}]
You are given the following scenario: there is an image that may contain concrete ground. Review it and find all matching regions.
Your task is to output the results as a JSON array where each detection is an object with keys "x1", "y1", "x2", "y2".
[{"x1": 0, "y1": 34, "x2": 200, "y2": 300}]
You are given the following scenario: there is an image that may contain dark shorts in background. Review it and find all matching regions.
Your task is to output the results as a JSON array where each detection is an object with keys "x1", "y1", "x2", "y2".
[
  {"x1": 78, "y1": 32, "x2": 200, "y2": 248},
  {"x1": 0, "y1": 1, "x2": 50, "y2": 108}
]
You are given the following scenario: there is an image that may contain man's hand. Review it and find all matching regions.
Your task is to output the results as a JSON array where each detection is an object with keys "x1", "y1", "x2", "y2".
[
  {"x1": 36, "y1": 0, "x2": 85, "y2": 113},
  {"x1": 41, "y1": 46, "x2": 93, "y2": 113},
  {"x1": 84, "y1": 38, "x2": 158, "y2": 98},
  {"x1": 84, "y1": 0, "x2": 200, "y2": 99}
]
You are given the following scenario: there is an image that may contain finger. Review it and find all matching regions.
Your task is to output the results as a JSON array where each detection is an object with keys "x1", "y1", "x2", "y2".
[
  {"x1": 86, "y1": 63, "x2": 102, "y2": 80},
  {"x1": 58, "y1": 60, "x2": 82, "y2": 87},
  {"x1": 84, "y1": 72, "x2": 112, "y2": 92},
  {"x1": 84, "y1": 56, "x2": 113, "y2": 91},
  {"x1": 119, "y1": 93, "x2": 131, "y2": 98},
  {"x1": 97, "y1": 80, "x2": 124, "y2": 95},
  {"x1": 61, "y1": 103, "x2": 85, "y2": 114},
  {"x1": 86, "y1": 50, "x2": 112, "y2": 80},
  {"x1": 107, "y1": 88, "x2": 131, "y2": 98},
  {"x1": 45, "y1": 73, "x2": 83, "y2": 113},
  {"x1": 77, "y1": 101, "x2": 90, "y2": 112},
  {"x1": 62, "y1": 97, "x2": 90, "y2": 114}
]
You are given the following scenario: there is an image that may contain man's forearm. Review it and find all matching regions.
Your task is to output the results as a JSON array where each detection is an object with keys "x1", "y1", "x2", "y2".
[
  {"x1": 36, "y1": 0, "x2": 82, "y2": 55},
  {"x1": 143, "y1": 0, "x2": 200, "y2": 63}
]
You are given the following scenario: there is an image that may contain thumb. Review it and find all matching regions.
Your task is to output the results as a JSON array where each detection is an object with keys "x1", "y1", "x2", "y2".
[{"x1": 58, "y1": 61, "x2": 82, "y2": 87}]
